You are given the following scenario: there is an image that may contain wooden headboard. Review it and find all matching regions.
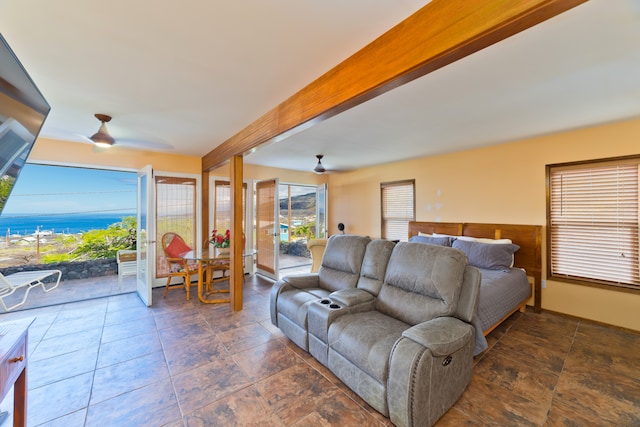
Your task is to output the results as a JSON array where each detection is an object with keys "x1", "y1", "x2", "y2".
[{"x1": 408, "y1": 221, "x2": 543, "y2": 312}]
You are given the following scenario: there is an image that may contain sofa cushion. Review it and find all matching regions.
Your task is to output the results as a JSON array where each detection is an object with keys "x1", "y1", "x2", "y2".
[
  {"x1": 356, "y1": 239, "x2": 396, "y2": 296},
  {"x1": 318, "y1": 235, "x2": 370, "y2": 292},
  {"x1": 329, "y1": 310, "x2": 408, "y2": 383},
  {"x1": 376, "y1": 242, "x2": 467, "y2": 325},
  {"x1": 277, "y1": 288, "x2": 331, "y2": 327}
]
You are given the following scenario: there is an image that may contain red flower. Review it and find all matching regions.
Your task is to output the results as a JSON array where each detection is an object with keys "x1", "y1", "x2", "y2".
[{"x1": 210, "y1": 229, "x2": 231, "y2": 248}]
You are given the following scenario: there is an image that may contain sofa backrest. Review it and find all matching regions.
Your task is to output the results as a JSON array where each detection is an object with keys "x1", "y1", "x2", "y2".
[
  {"x1": 455, "y1": 265, "x2": 481, "y2": 323},
  {"x1": 356, "y1": 239, "x2": 396, "y2": 296},
  {"x1": 375, "y1": 242, "x2": 469, "y2": 325},
  {"x1": 318, "y1": 235, "x2": 371, "y2": 292}
]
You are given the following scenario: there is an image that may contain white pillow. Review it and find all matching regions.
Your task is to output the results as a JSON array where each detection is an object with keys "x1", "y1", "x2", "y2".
[
  {"x1": 455, "y1": 235, "x2": 513, "y2": 244},
  {"x1": 432, "y1": 232, "x2": 458, "y2": 239}
]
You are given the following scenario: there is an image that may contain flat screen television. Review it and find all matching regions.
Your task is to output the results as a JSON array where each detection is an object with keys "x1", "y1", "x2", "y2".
[{"x1": 0, "y1": 33, "x2": 50, "y2": 214}]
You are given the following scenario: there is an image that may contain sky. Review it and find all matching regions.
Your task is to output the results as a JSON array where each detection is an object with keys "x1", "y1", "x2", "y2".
[{"x1": 1, "y1": 164, "x2": 137, "y2": 215}]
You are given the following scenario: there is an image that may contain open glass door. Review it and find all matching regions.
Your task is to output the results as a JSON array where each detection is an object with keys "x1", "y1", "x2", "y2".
[
  {"x1": 316, "y1": 183, "x2": 328, "y2": 238},
  {"x1": 136, "y1": 165, "x2": 154, "y2": 306},
  {"x1": 255, "y1": 178, "x2": 279, "y2": 280}
]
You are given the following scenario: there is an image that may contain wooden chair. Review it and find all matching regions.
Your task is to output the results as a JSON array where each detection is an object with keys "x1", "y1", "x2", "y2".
[{"x1": 161, "y1": 232, "x2": 198, "y2": 300}]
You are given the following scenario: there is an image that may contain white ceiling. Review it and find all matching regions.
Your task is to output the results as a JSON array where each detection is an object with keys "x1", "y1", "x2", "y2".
[{"x1": 1, "y1": 0, "x2": 639, "y2": 172}]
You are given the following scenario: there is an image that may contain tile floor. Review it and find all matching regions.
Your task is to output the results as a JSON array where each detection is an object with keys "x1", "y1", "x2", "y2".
[{"x1": 0, "y1": 274, "x2": 638, "y2": 426}]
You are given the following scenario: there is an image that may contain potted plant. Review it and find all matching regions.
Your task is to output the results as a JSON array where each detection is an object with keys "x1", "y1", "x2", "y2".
[{"x1": 210, "y1": 229, "x2": 231, "y2": 255}]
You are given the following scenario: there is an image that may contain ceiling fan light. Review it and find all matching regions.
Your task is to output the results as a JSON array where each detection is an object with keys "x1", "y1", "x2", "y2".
[
  {"x1": 89, "y1": 113, "x2": 115, "y2": 147},
  {"x1": 90, "y1": 122, "x2": 115, "y2": 147},
  {"x1": 314, "y1": 154, "x2": 326, "y2": 174}
]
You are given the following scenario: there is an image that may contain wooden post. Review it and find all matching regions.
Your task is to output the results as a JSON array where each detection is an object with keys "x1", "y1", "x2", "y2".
[{"x1": 230, "y1": 155, "x2": 244, "y2": 311}]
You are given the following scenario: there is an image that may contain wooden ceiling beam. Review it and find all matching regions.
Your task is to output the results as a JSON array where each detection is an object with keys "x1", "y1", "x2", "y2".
[{"x1": 202, "y1": 0, "x2": 587, "y2": 171}]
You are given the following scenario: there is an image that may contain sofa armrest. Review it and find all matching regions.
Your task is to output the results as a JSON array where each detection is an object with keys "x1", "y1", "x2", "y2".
[
  {"x1": 402, "y1": 317, "x2": 474, "y2": 357},
  {"x1": 280, "y1": 273, "x2": 321, "y2": 289},
  {"x1": 388, "y1": 317, "x2": 475, "y2": 427},
  {"x1": 328, "y1": 288, "x2": 374, "y2": 307}
]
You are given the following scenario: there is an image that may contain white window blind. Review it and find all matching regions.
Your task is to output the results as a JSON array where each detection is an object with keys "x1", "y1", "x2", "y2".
[
  {"x1": 214, "y1": 180, "x2": 246, "y2": 232},
  {"x1": 155, "y1": 176, "x2": 197, "y2": 277},
  {"x1": 381, "y1": 180, "x2": 415, "y2": 241},
  {"x1": 548, "y1": 160, "x2": 639, "y2": 290}
]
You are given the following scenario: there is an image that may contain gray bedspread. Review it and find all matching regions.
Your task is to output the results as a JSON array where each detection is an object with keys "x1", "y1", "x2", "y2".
[{"x1": 472, "y1": 268, "x2": 530, "y2": 355}]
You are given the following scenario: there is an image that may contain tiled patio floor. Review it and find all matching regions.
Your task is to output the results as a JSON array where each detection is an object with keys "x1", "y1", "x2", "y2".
[{"x1": 0, "y1": 254, "x2": 311, "y2": 314}]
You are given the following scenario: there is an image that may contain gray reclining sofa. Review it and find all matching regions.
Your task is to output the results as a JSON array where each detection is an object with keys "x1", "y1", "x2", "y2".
[{"x1": 270, "y1": 234, "x2": 481, "y2": 427}]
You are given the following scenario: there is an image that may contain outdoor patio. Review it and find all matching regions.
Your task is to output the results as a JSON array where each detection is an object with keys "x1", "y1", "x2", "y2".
[{"x1": 0, "y1": 254, "x2": 311, "y2": 314}]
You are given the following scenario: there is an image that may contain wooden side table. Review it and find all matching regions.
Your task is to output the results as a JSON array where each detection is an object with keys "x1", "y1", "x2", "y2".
[{"x1": 0, "y1": 319, "x2": 34, "y2": 427}]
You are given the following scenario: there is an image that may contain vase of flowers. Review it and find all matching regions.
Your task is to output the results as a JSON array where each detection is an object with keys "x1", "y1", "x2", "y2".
[{"x1": 210, "y1": 229, "x2": 231, "y2": 255}]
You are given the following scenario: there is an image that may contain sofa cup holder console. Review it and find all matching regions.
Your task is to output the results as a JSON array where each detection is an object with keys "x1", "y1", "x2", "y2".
[{"x1": 319, "y1": 298, "x2": 342, "y2": 309}]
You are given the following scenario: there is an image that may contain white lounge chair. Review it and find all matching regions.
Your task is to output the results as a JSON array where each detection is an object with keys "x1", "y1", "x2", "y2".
[{"x1": 0, "y1": 270, "x2": 62, "y2": 311}]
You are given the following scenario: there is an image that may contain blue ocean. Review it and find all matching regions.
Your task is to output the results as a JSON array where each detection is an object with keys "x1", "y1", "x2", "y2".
[{"x1": 0, "y1": 213, "x2": 136, "y2": 235}]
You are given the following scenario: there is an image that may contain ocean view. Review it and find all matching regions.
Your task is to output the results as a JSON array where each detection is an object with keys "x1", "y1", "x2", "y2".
[{"x1": 0, "y1": 213, "x2": 136, "y2": 235}]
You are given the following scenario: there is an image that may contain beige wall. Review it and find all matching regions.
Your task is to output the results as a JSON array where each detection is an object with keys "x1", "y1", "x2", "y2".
[
  {"x1": 30, "y1": 137, "x2": 202, "y2": 173},
  {"x1": 327, "y1": 117, "x2": 640, "y2": 331}
]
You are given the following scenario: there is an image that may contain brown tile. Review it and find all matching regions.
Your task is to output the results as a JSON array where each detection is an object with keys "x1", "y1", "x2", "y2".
[
  {"x1": 233, "y1": 339, "x2": 304, "y2": 381},
  {"x1": 204, "y1": 308, "x2": 262, "y2": 333},
  {"x1": 490, "y1": 334, "x2": 566, "y2": 375},
  {"x1": 551, "y1": 358, "x2": 640, "y2": 426},
  {"x1": 572, "y1": 322, "x2": 640, "y2": 381},
  {"x1": 498, "y1": 326, "x2": 574, "y2": 358},
  {"x1": 255, "y1": 363, "x2": 340, "y2": 425},
  {"x1": 289, "y1": 388, "x2": 382, "y2": 427},
  {"x1": 434, "y1": 406, "x2": 478, "y2": 426},
  {"x1": 154, "y1": 307, "x2": 204, "y2": 330},
  {"x1": 183, "y1": 385, "x2": 284, "y2": 426},
  {"x1": 281, "y1": 337, "x2": 314, "y2": 361},
  {"x1": 85, "y1": 379, "x2": 181, "y2": 427},
  {"x1": 164, "y1": 333, "x2": 230, "y2": 375},
  {"x1": 545, "y1": 398, "x2": 619, "y2": 427},
  {"x1": 259, "y1": 318, "x2": 285, "y2": 338},
  {"x1": 217, "y1": 323, "x2": 277, "y2": 354},
  {"x1": 473, "y1": 350, "x2": 559, "y2": 404},
  {"x1": 157, "y1": 316, "x2": 216, "y2": 348},
  {"x1": 90, "y1": 350, "x2": 170, "y2": 405},
  {"x1": 96, "y1": 330, "x2": 162, "y2": 368},
  {"x1": 28, "y1": 372, "x2": 93, "y2": 426},
  {"x1": 150, "y1": 291, "x2": 197, "y2": 314},
  {"x1": 510, "y1": 310, "x2": 579, "y2": 339},
  {"x1": 452, "y1": 375, "x2": 546, "y2": 426},
  {"x1": 173, "y1": 355, "x2": 252, "y2": 414}
]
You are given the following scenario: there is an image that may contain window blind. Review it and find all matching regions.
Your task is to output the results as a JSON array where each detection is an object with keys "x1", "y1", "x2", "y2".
[
  {"x1": 155, "y1": 176, "x2": 197, "y2": 276},
  {"x1": 214, "y1": 180, "x2": 246, "y2": 232},
  {"x1": 381, "y1": 180, "x2": 415, "y2": 241},
  {"x1": 548, "y1": 161, "x2": 639, "y2": 290}
]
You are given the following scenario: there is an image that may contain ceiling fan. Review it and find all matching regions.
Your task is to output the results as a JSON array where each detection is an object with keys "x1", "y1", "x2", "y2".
[
  {"x1": 86, "y1": 113, "x2": 173, "y2": 151},
  {"x1": 314, "y1": 154, "x2": 326, "y2": 173},
  {"x1": 89, "y1": 114, "x2": 115, "y2": 147}
]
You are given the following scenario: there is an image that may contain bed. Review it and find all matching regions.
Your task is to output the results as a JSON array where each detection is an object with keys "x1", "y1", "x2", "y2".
[{"x1": 408, "y1": 221, "x2": 542, "y2": 355}]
